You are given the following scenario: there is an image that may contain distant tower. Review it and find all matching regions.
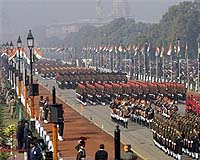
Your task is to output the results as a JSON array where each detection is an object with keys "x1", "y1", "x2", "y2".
[
  {"x1": 96, "y1": 0, "x2": 103, "y2": 20},
  {"x1": 112, "y1": 0, "x2": 130, "y2": 19}
]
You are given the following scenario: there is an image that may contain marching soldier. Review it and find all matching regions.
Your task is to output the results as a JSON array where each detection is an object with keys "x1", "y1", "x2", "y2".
[
  {"x1": 191, "y1": 128, "x2": 199, "y2": 160},
  {"x1": 9, "y1": 96, "x2": 17, "y2": 118},
  {"x1": 174, "y1": 130, "x2": 183, "y2": 160}
]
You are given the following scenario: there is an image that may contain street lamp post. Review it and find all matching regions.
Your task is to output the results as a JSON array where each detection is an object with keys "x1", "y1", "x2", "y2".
[
  {"x1": 17, "y1": 36, "x2": 22, "y2": 99},
  {"x1": 17, "y1": 36, "x2": 23, "y2": 121},
  {"x1": 114, "y1": 125, "x2": 120, "y2": 160},
  {"x1": 9, "y1": 41, "x2": 14, "y2": 88},
  {"x1": 27, "y1": 30, "x2": 35, "y2": 129}
]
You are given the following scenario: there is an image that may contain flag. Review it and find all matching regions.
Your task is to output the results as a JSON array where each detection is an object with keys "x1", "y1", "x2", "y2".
[
  {"x1": 23, "y1": 52, "x2": 30, "y2": 64},
  {"x1": 176, "y1": 41, "x2": 181, "y2": 57},
  {"x1": 198, "y1": 42, "x2": 200, "y2": 63},
  {"x1": 114, "y1": 45, "x2": 118, "y2": 53},
  {"x1": 14, "y1": 48, "x2": 26, "y2": 61},
  {"x1": 118, "y1": 45, "x2": 123, "y2": 52},
  {"x1": 99, "y1": 45, "x2": 103, "y2": 51},
  {"x1": 147, "y1": 43, "x2": 151, "y2": 53},
  {"x1": 103, "y1": 45, "x2": 107, "y2": 51},
  {"x1": 109, "y1": 45, "x2": 113, "y2": 53},
  {"x1": 185, "y1": 42, "x2": 188, "y2": 59},
  {"x1": 127, "y1": 44, "x2": 132, "y2": 51},
  {"x1": 33, "y1": 47, "x2": 42, "y2": 61},
  {"x1": 160, "y1": 46, "x2": 165, "y2": 58},
  {"x1": 134, "y1": 45, "x2": 139, "y2": 56},
  {"x1": 8, "y1": 48, "x2": 17, "y2": 61},
  {"x1": 155, "y1": 47, "x2": 160, "y2": 57},
  {"x1": 167, "y1": 43, "x2": 172, "y2": 56},
  {"x1": 95, "y1": 46, "x2": 99, "y2": 53},
  {"x1": 123, "y1": 46, "x2": 127, "y2": 53},
  {"x1": 0, "y1": 49, "x2": 7, "y2": 57},
  {"x1": 141, "y1": 46, "x2": 145, "y2": 55}
]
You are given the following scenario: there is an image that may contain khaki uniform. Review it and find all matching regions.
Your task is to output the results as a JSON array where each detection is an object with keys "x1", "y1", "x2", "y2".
[
  {"x1": 7, "y1": 95, "x2": 12, "y2": 110},
  {"x1": 9, "y1": 98, "x2": 17, "y2": 118}
]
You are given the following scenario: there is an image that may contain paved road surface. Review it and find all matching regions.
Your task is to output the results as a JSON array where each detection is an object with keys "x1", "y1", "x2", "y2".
[{"x1": 36, "y1": 75, "x2": 192, "y2": 160}]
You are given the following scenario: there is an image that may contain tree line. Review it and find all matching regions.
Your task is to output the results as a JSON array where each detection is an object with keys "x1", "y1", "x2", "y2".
[{"x1": 59, "y1": 1, "x2": 200, "y2": 59}]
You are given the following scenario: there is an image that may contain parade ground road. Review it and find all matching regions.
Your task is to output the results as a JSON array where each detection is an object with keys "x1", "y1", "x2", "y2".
[{"x1": 36, "y1": 75, "x2": 192, "y2": 160}]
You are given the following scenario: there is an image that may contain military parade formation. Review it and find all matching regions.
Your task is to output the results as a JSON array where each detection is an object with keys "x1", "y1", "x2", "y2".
[
  {"x1": 0, "y1": 42, "x2": 199, "y2": 159},
  {"x1": 34, "y1": 58, "x2": 200, "y2": 159},
  {"x1": 152, "y1": 112, "x2": 200, "y2": 160}
]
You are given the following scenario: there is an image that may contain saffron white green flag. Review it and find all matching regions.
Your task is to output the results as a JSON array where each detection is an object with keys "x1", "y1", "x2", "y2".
[
  {"x1": 167, "y1": 43, "x2": 172, "y2": 56},
  {"x1": 118, "y1": 45, "x2": 123, "y2": 52},
  {"x1": 160, "y1": 46, "x2": 165, "y2": 58},
  {"x1": 155, "y1": 47, "x2": 160, "y2": 57},
  {"x1": 8, "y1": 48, "x2": 17, "y2": 61},
  {"x1": 33, "y1": 47, "x2": 42, "y2": 61},
  {"x1": 23, "y1": 52, "x2": 30, "y2": 64},
  {"x1": 14, "y1": 48, "x2": 26, "y2": 61}
]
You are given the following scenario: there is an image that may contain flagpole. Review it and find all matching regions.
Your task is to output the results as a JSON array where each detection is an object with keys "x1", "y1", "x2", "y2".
[
  {"x1": 95, "y1": 51, "x2": 98, "y2": 70},
  {"x1": 112, "y1": 51, "x2": 114, "y2": 71},
  {"x1": 171, "y1": 53, "x2": 173, "y2": 82},
  {"x1": 163, "y1": 55, "x2": 165, "y2": 82},
  {"x1": 178, "y1": 58, "x2": 181, "y2": 83},
  {"x1": 187, "y1": 52, "x2": 189, "y2": 90},
  {"x1": 177, "y1": 39, "x2": 180, "y2": 83},
  {"x1": 198, "y1": 54, "x2": 199, "y2": 93},
  {"x1": 138, "y1": 51, "x2": 140, "y2": 80},
  {"x1": 156, "y1": 54, "x2": 158, "y2": 82},
  {"x1": 129, "y1": 50, "x2": 131, "y2": 75},
  {"x1": 198, "y1": 42, "x2": 199, "y2": 93},
  {"x1": 125, "y1": 51, "x2": 127, "y2": 73},
  {"x1": 114, "y1": 50, "x2": 116, "y2": 71},
  {"x1": 143, "y1": 51, "x2": 146, "y2": 81},
  {"x1": 134, "y1": 53, "x2": 136, "y2": 79},
  {"x1": 150, "y1": 52, "x2": 152, "y2": 82}
]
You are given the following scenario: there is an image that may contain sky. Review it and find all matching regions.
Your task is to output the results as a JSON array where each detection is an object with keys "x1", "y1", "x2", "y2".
[{"x1": 0, "y1": 0, "x2": 193, "y2": 42}]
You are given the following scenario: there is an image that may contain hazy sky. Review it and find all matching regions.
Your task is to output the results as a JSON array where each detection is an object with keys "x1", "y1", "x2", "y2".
[{"x1": 0, "y1": 0, "x2": 192, "y2": 41}]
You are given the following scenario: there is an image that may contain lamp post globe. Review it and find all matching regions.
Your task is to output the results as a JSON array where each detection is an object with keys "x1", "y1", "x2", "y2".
[
  {"x1": 10, "y1": 41, "x2": 14, "y2": 50},
  {"x1": 17, "y1": 36, "x2": 22, "y2": 49},
  {"x1": 27, "y1": 30, "x2": 34, "y2": 49}
]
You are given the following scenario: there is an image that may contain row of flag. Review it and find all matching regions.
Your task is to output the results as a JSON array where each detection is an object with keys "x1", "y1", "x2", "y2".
[
  {"x1": 43, "y1": 42, "x2": 200, "y2": 59},
  {"x1": 0, "y1": 47, "x2": 42, "y2": 64},
  {"x1": 80, "y1": 42, "x2": 200, "y2": 58}
]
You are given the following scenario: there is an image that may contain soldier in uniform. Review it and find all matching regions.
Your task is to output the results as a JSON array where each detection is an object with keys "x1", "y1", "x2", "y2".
[
  {"x1": 76, "y1": 139, "x2": 86, "y2": 160},
  {"x1": 174, "y1": 130, "x2": 183, "y2": 160},
  {"x1": 43, "y1": 97, "x2": 49, "y2": 123},
  {"x1": 9, "y1": 96, "x2": 17, "y2": 118},
  {"x1": 191, "y1": 128, "x2": 199, "y2": 160},
  {"x1": 39, "y1": 96, "x2": 45, "y2": 120},
  {"x1": 7, "y1": 93, "x2": 13, "y2": 112}
]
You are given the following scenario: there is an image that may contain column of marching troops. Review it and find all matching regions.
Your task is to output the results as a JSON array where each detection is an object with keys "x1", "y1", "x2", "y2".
[
  {"x1": 35, "y1": 60, "x2": 199, "y2": 159},
  {"x1": 110, "y1": 96, "x2": 154, "y2": 129},
  {"x1": 109, "y1": 92, "x2": 179, "y2": 128},
  {"x1": 109, "y1": 92, "x2": 199, "y2": 159},
  {"x1": 152, "y1": 112, "x2": 199, "y2": 160}
]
